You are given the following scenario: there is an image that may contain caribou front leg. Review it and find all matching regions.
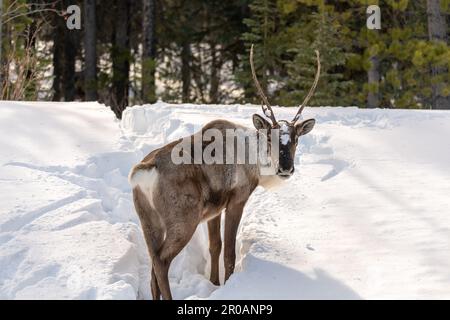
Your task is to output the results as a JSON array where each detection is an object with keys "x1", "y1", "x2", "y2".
[
  {"x1": 208, "y1": 214, "x2": 222, "y2": 285},
  {"x1": 224, "y1": 201, "x2": 245, "y2": 282}
]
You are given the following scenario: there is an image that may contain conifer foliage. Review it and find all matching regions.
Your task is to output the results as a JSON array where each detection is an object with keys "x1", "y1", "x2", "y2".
[{"x1": 0, "y1": 0, "x2": 449, "y2": 115}]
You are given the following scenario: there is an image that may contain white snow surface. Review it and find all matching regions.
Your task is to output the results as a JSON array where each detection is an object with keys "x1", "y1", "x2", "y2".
[{"x1": 1, "y1": 101, "x2": 450, "y2": 300}]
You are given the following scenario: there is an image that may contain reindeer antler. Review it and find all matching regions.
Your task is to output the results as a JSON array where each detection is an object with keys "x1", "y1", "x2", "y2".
[
  {"x1": 292, "y1": 50, "x2": 321, "y2": 123},
  {"x1": 250, "y1": 44, "x2": 278, "y2": 125}
]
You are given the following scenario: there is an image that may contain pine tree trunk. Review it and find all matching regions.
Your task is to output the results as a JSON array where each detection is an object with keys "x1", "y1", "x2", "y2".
[
  {"x1": 25, "y1": 0, "x2": 37, "y2": 99},
  {"x1": 52, "y1": 11, "x2": 64, "y2": 101},
  {"x1": 427, "y1": 0, "x2": 450, "y2": 109},
  {"x1": 112, "y1": 0, "x2": 130, "y2": 118},
  {"x1": 63, "y1": 30, "x2": 76, "y2": 101},
  {"x1": 209, "y1": 43, "x2": 220, "y2": 104},
  {"x1": 84, "y1": 0, "x2": 97, "y2": 101},
  {"x1": 142, "y1": 0, "x2": 156, "y2": 104},
  {"x1": 367, "y1": 55, "x2": 380, "y2": 108},
  {"x1": 181, "y1": 41, "x2": 191, "y2": 103},
  {"x1": 0, "y1": 0, "x2": 3, "y2": 88},
  {"x1": 62, "y1": 0, "x2": 77, "y2": 101},
  {"x1": 1, "y1": 9, "x2": 9, "y2": 97}
]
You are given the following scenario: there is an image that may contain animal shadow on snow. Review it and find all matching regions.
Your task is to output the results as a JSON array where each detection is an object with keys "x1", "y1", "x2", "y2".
[{"x1": 214, "y1": 256, "x2": 361, "y2": 300}]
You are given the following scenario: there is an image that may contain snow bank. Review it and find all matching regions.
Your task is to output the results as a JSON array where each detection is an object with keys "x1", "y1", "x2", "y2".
[
  {"x1": 0, "y1": 102, "x2": 145, "y2": 299},
  {"x1": 2, "y1": 101, "x2": 450, "y2": 299}
]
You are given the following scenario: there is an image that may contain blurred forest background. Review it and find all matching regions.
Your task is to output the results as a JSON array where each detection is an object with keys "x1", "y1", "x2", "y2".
[{"x1": 0, "y1": 0, "x2": 449, "y2": 118}]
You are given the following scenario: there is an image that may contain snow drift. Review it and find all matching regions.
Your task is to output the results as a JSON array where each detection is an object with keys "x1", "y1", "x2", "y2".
[{"x1": 1, "y1": 101, "x2": 450, "y2": 299}]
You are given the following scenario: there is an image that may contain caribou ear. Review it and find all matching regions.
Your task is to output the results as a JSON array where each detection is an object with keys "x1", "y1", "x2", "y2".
[
  {"x1": 295, "y1": 119, "x2": 316, "y2": 136},
  {"x1": 253, "y1": 114, "x2": 272, "y2": 130}
]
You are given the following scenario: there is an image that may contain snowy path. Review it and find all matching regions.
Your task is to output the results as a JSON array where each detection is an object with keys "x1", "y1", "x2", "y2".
[{"x1": 1, "y1": 101, "x2": 450, "y2": 299}]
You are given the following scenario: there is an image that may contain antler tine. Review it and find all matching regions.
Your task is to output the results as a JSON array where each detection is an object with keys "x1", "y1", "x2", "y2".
[
  {"x1": 292, "y1": 50, "x2": 321, "y2": 123},
  {"x1": 250, "y1": 44, "x2": 277, "y2": 125}
]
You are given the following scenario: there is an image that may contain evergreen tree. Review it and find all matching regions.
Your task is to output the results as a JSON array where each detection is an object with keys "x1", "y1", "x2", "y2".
[
  {"x1": 280, "y1": 7, "x2": 354, "y2": 106},
  {"x1": 237, "y1": 0, "x2": 281, "y2": 104},
  {"x1": 1, "y1": 0, "x2": 449, "y2": 112}
]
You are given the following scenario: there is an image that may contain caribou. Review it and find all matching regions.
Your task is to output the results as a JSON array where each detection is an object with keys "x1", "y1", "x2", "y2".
[{"x1": 129, "y1": 45, "x2": 321, "y2": 300}]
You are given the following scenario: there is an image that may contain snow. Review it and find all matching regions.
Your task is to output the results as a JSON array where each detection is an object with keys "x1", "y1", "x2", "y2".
[
  {"x1": 1, "y1": 101, "x2": 450, "y2": 300},
  {"x1": 0, "y1": 102, "x2": 145, "y2": 299}
]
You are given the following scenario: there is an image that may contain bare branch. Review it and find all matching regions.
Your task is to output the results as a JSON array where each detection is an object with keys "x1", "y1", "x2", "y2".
[
  {"x1": 2, "y1": 9, "x2": 63, "y2": 25},
  {"x1": 1, "y1": 1, "x2": 63, "y2": 25},
  {"x1": 1, "y1": 22, "x2": 44, "y2": 100}
]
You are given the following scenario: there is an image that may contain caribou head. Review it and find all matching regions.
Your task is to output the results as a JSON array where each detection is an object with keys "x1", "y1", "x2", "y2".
[{"x1": 250, "y1": 45, "x2": 321, "y2": 179}]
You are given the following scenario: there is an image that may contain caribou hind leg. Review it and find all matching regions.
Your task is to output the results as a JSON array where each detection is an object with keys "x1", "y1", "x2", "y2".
[
  {"x1": 133, "y1": 185, "x2": 198, "y2": 300},
  {"x1": 153, "y1": 220, "x2": 198, "y2": 300},
  {"x1": 132, "y1": 186, "x2": 165, "y2": 300},
  {"x1": 151, "y1": 268, "x2": 160, "y2": 300}
]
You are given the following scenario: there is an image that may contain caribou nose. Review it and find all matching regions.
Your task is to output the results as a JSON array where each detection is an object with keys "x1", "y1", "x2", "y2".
[{"x1": 278, "y1": 167, "x2": 295, "y2": 176}]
